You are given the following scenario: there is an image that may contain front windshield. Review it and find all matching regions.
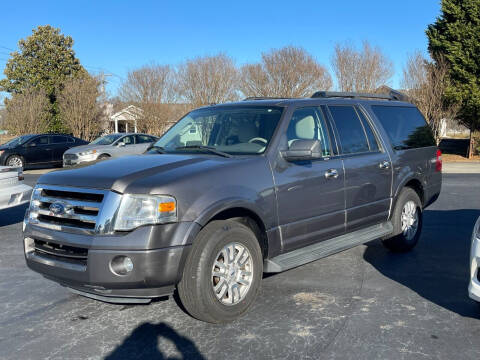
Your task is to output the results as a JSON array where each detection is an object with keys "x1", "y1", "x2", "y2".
[
  {"x1": 3, "y1": 135, "x2": 34, "y2": 147},
  {"x1": 90, "y1": 134, "x2": 122, "y2": 145},
  {"x1": 153, "y1": 106, "x2": 284, "y2": 155}
]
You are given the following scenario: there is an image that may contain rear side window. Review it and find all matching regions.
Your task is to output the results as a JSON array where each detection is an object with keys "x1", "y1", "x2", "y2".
[
  {"x1": 371, "y1": 106, "x2": 435, "y2": 149},
  {"x1": 136, "y1": 135, "x2": 154, "y2": 144},
  {"x1": 51, "y1": 135, "x2": 68, "y2": 144},
  {"x1": 328, "y1": 106, "x2": 369, "y2": 154}
]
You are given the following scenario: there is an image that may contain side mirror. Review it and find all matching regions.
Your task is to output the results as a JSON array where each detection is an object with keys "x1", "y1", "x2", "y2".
[
  {"x1": 117, "y1": 142, "x2": 126, "y2": 147},
  {"x1": 27, "y1": 142, "x2": 36, "y2": 147},
  {"x1": 282, "y1": 139, "x2": 322, "y2": 162}
]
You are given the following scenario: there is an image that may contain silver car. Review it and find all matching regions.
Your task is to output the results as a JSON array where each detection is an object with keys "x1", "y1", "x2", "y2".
[{"x1": 63, "y1": 133, "x2": 158, "y2": 167}]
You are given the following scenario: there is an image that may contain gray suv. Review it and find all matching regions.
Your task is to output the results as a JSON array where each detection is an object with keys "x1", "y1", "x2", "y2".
[{"x1": 23, "y1": 91, "x2": 442, "y2": 323}]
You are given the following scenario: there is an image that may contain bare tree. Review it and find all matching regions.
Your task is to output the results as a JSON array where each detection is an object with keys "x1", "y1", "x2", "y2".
[
  {"x1": 3, "y1": 88, "x2": 50, "y2": 135},
  {"x1": 240, "y1": 46, "x2": 332, "y2": 98},
  {"x1": 401, "y1": 51, "x2": 458, "y2": 143},
  {"x1": 177, "y1": 54, "x2": 239, "y2": 107},
  {"x1": 57, "y1": 74, "x2": 102, "y2": 141},
  {"x1": 119, "y1": 64, "x2": 175, "y2": 104},
  {"x1": 332, "y1": 41, "x2": 393, "y2": 92},
  {"x1": 119, "y1": 64, "x2": 180, "y2": 135}
]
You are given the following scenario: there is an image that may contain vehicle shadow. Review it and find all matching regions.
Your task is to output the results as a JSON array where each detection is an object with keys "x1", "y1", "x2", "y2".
[
  {"x1": 363, "y1": 208, "x2": 480, "y2": 318},
  {"x1": 104, "y1": 322, "x2": 205, "y2": 360},
  {"x1": 0, "y1": 203, "x2": 28, "y2": 227}
]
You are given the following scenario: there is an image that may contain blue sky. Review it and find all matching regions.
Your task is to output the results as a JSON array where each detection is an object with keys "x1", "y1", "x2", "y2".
[{"x1": 0, "y1": 0, "x2": 441, "y2": 97}]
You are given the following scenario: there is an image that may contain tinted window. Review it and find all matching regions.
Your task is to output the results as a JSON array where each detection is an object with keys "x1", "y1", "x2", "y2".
[
  {"x1": 51, "y1": 135, "x2": 68, "y2": 144},
  {"x1": 30, "y1": 136, "x2": 49, "y2": 146},
  {"x1": 286, "y1": 107, "x2": 332, "y2": 157},
  {"x1": 356, "y1": 108, "x2": 380, "y2": 152},
  {"x1": 329, "y1": 106, "x2": 369, "y2": 154},
  {"x1": 371, "y1": 106, "x2": 435, "y2": 149},
  {"x1": 136, "y1": 135, "x2": 154, "y2": 144}
]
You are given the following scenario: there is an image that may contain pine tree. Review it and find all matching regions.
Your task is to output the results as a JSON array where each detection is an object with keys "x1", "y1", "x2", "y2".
[{"x1": 426, "y1": 0, "x2": 480, "y2": 157}]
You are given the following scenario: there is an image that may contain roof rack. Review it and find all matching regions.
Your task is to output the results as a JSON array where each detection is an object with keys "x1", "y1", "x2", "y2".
[
  {"x1": 311, "y1": 90, "x2": 408, "y2": 101},
  {"x1": 242, "y1": 97, "x2": 291, "y2": 101},
  {"x1": 311, "y1": 91, "x2": 394, "y2": 100}
]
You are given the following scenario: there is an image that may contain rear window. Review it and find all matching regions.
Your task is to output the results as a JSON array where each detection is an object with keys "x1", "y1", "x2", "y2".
[{"x1": 371, "y1": 106, "x2": 435, "y2": 149}]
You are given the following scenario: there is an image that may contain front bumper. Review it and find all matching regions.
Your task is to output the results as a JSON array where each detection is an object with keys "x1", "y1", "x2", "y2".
[
  {"x1": 63, "y1": 154, "x2": 98, "y2": 167},
  {"x1": 468, "y1": 218, "x2": 480, "y2": 302},
  {"x1": 23, "y1": 221, "x2": 199, "y2": 302},
  {"x1": 0, "y1": 184, "x2": 32, "y2": 210}
]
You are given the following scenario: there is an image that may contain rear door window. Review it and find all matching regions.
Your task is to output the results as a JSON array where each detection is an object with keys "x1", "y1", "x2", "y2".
[
  {"x1": 328, "y1": 106, "x2": 369, "y2": 154},
  {"x1": 371, "y1": 106, "x2": 435, "y2": 149},
  {"x1": 51, "y1": 136, "x2": 69, "y2": 144},
  {"x1": 136, "y1": 135, "x2": 154, "y2": 144},
  {"x1": 356, "y1": 108, "x2": 380, "y2": 152}
]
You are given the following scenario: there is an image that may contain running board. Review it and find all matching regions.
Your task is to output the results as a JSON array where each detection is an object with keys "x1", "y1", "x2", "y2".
[{"x1": 264, "y1": 222, "x2": 393, "y2": 273}]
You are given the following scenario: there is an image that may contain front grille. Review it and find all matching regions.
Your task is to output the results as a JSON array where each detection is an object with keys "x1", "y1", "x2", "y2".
[
  {"x1": 33, "y1": 239, "x2": 88, "y2": 266},
  {"x1": 63, "y1": 154, "x2": 78, "y2": 160},
  {"x1": 30, "y1": 186, "x2": 107, "y2": 234}
]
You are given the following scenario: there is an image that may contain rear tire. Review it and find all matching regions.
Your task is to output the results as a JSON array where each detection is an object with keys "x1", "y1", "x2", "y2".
[
  {"x1": 6, "y1": 155, "x2": 24, "y2": 168},
  {"x1": 177, "y1": 220, "x2": 263, "y2": 323},
  {"x1": 382, "y1": 187, "x2": 423, "y2": 252}
]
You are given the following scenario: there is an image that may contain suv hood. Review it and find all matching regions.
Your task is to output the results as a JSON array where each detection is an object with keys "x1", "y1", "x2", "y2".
[{"x1": 37, "y1": 154, "x2": 223, "y2": 193}]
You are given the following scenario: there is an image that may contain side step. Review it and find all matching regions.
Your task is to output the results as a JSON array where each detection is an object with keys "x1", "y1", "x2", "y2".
[{"x1": 264, "y1": 222, "x2": 393, "y2": 273}]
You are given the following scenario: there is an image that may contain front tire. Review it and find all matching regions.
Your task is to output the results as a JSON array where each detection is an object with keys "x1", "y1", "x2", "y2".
[
  {"x1": 177, "y1": 220, "x2": 263, "y2": 323},
  {"x1": 382, "y1": 187, "x2": 423, "y2": 252},
  {"x1": 6, "y1": 155, "x2": 24, "y2": 168}
]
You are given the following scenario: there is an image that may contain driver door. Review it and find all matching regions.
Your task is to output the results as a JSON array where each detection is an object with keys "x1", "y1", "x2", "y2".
[{"x1": 273, "y1": 106, "x2": 346, "y2": 252}]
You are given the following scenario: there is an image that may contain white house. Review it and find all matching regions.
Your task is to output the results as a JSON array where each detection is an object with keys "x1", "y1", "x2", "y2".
[{"x1": 109, "y1": 105, "x2": 143, "y2": 133}]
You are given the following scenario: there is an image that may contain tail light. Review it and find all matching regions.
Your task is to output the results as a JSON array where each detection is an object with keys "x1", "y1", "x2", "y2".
[{"x1": 435, "y1": 149, "x2": 442, "y2": 172}]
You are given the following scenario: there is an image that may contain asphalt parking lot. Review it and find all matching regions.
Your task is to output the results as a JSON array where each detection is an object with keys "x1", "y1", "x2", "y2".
[{"x1": 1, "y1": 171, "x2": 480, "y2": 359}]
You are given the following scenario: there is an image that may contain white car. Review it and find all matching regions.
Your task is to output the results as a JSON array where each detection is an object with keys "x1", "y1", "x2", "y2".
[
  {"x1": 469, "y1": 216, "x2": 480, "y2": 302},
  {"x1": 0, "y1": 166, "x2": 32, "y2": 210}
]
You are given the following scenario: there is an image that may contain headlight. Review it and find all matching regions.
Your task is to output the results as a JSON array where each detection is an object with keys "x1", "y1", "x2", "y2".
[
  {"x1": 474, "y1": 217, "x2": 480, "y2": 241},
  {"x1": 114, "y1": 194, "x2": 177, "y2": 231},
  {"x1": 78, "y1": 149, "x2": 97, "y2": 156}
]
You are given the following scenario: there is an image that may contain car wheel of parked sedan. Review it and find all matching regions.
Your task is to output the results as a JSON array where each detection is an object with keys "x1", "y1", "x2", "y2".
[
  {"x1": 97, "y1": 154, "x2": 110, "y2": 161},
  {"x1": 6, "y1": 155, "x2": 24, "y2": 168},
  {"x1": 177, "y1": 220, "x2": 263, "y2": 323},
  {"x1": 382, "y1": 187, "x2": 423, "y2": 252}
]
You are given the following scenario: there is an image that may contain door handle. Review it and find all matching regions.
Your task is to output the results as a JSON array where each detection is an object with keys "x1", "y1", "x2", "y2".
[
  {"x1": 379, "y1": 161, "x2": 390, "y2": 169},
  {"x1": 325, "y1": 168, "x2": 339, "y2": 179}
]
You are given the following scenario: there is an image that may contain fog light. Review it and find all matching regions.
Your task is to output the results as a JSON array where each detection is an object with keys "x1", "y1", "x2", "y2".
[{"x1": 110, "y1": 256, "x2": 134, "y2": 276}]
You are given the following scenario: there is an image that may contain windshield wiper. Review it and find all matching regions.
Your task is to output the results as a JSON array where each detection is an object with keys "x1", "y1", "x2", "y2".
[{"x1": 175, "y1": 145, "x2": 232, "y2": 158}]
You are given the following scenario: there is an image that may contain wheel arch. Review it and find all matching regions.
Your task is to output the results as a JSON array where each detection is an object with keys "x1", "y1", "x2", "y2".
[{"x1": 201, "y1": 206, "x2": 269, "y2": 259}]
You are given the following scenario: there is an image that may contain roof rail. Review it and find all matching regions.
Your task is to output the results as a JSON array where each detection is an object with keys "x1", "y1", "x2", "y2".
[
  {"x1": 242, "y1": 97, "x2": 290, "y2": 101},
  {"x1": 311, "y1": 91, "x2": 394, "y2": 100},
  {"x1": 311, "y1": 90, "x2": 409, "y2": 101}
]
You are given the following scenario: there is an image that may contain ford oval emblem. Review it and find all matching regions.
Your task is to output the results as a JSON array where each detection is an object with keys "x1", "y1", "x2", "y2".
[{"x1": 49, "y1": 202, "x2": 66, "y2": 215}]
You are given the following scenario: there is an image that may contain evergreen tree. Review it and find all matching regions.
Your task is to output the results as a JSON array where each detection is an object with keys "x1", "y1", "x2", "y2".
[
  {"x1": 426, "y1": 0, "x2": 480, "y2": 157},
  {"x1": 0, "y1": 25, "x2": 86, "y2": 132}
]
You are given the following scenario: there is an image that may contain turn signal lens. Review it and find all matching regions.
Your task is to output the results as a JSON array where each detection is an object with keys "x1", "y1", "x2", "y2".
[{"x1": 159, "y1": 202, "x2": 175, "y2": 212}]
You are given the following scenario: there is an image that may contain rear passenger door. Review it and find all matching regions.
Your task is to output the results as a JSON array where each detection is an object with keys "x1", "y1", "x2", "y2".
[
  {"x1": 135, "y1": 134, "x2": 156, "y2": 153},
  {"x1": 327, "y1": 105, "x2": 392, "y2": 232},
  {"x1": 51, "y1": 135, "x2": 71, "y2": 163},
  {"x1": 273, "y1": 106, "x2": 346, "y2": 252}
]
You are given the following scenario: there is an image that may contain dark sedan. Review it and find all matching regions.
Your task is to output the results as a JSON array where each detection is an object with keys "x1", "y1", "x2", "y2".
[{"x1": 0, "y1": 134, "x2": 88, "y2": 169}]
